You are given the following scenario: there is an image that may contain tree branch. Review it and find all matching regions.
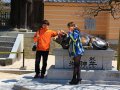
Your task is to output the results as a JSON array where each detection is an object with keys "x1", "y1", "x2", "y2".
[{"x1": 83, "y1": 0, "x2": 120, "y2": 19}]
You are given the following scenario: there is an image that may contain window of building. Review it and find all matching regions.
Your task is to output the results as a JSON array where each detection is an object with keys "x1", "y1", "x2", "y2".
[{"x1": 84, "y1": 18, "x2": 96, "y2": 30}]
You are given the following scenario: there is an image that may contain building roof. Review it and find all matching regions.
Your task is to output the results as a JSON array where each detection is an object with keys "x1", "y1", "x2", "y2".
[{"x1": 44, "y1": 0, "x2": 107, "y2": 3}]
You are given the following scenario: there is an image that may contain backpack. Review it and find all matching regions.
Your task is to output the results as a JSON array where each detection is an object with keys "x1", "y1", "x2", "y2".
[{"x1": 61, "y1": 34, "x2": 70, "y2": 49}]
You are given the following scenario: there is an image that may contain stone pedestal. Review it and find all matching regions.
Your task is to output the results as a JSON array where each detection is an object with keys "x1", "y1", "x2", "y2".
[
  {"x1": 47, "y1": 48, "x2": 119, "y2": 81},
  {"x1": 47, "y1": 66, "x2": 120, "y2": 81}
]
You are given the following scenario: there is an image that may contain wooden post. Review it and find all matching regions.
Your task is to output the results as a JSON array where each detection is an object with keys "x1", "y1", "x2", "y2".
[
  {"x1": 23, "y1": 49, "x2": 25, "y2": 67},
  {"x1": 27, "y1": 0, "x2": 33, "y2": 29},
  {"x1": 25, "y1": 1, "x2": 27, "y2": 29},
  {"x1": 20, "y1": 49, "x2": 26, "y2": 70},
  {"x1": 117, "y1": 29, "x2": 120, "y2": 71},
  {"x1": 10, "y1": 0, "x2": 19, "y2": 28}
]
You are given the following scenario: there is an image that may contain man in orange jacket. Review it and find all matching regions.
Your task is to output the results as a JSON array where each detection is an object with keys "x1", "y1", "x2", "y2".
[{"x1": 33, "y1": 20, "x2": 60, "y2": 78}]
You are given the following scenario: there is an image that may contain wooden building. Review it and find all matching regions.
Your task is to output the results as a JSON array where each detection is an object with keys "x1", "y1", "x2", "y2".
[
  {"x1": 10, "y1": 0, "x2": 44, "y2": 30},
  {"x1": 44, "y1": 1, "x2": 120, "y2": 41}
]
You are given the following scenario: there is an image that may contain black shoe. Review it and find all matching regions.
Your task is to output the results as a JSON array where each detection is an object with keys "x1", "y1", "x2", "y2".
[
  {"x1": 40, "y1": 74, "x2": 44, "y2": 79},
  {"x1": 76, "y1": 79, "x2": 80, "y2": 84},
  {"x1": 34, "y1": 74, "x2": 40, "y2": 78},
  {"x1": 79, "y1": 78, "x2": 82, "y2": 84},
  {"x1": 69, "y1": 79, "x2": 80, "y2": 85},
  {"x1": 69, "y1": 81, "x2": 75, "y2": 85},
  {"x1": 79, "y1": 78, "x2": 82, "y2": 81},
  {"x1": 69, "y1": 79, "x2": 77, "y2": 85}
]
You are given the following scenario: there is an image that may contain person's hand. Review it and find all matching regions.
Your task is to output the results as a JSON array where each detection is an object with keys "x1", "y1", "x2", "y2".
[
  {"x1": 57, "y1": 30, "x2": 62, "y2": 35},
  {"x1": 60, "y1": 30, "x2": 64, "y2": 33},
  {"x1": 32, "y1": 43, "x2": 37, "y2": 51},
  {"x1": 58, "y1": 30, "x2": 67, "y2": 35},
  {"x1": 36, "y1": 33, "x2": 40, "y2": 38}
]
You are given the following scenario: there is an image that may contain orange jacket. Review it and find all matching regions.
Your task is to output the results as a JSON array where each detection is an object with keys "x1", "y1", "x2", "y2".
[{"x1": 33, "y1": 28, "x2": 58, "y2": 51}]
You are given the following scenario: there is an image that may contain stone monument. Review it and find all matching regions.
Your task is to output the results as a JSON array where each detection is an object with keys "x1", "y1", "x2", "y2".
[{"x1": 47, "y1": 48, "x2": 120, "y2": 83}]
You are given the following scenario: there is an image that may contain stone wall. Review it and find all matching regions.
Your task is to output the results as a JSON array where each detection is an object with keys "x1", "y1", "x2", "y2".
[
  {"x1": 24, "y1": 37, "x2": 35, "y2": 59},
  {"x1": 24, "y1": 33, "x2": 61, "y2": 59},
  {"x1": 24, "y1": 36, "x2": 59, "y2": 58}
]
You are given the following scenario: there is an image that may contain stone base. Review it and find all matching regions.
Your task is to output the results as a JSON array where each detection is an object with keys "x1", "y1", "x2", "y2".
[
  {"x1": 47, "y1": 65, "x2": 120, "y2": 81},
  {"x1": 54, "y1": 48, "x2": 115, "y2": 70},
  {"x1": 20, "y1": 66, "x2": 27, "y2": 70},
  {"x1": 13, "y1": 28, "x2": 32, "y2": 32},
  {"x1": 0, "y1": 58, "x2": 13, "y2": 66}
]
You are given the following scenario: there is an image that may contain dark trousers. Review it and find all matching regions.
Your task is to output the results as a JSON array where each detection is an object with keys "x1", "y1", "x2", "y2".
[
  {"x1": 35, "y1": 51, "x2": 49, "y2": 75},
  {"x1": 72, "y1": 55, "x2": 81, "y2": 80}
]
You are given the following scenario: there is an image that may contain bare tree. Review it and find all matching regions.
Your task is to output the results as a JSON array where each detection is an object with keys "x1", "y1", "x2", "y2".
[
  {"x1": 83, "y1": 0, "x2": 120, "y2": 19},
  {"x1": 82, "y1": 0, "x2": 120, "y2": 70}
]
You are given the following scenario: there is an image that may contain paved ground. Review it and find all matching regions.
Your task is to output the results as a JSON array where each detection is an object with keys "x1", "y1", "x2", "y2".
[
  {"x1": 12, "y1": 73, "x2": 120, "y2": 90},
  {"x1": 0, "y1": 73, "x2": 120, "y2": 90},
  {"x1": 0, "y1": 55, "x2": 55, "y2": 79},
  {"x1": 0, "y1": 55, "x2": 55, "y2": 90},
  {"x1": 0, "y1": 55, "x2": 119, "y2": 90}
]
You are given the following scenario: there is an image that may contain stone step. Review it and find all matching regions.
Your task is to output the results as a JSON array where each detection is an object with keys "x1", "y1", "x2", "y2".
[
  {"x1": 0, "y1": 34, "x2": 23, "y2": 65},
  {"x1": 0, "y1": 42, "x2": 14, "y2": 47},
  {"x1": 0, "y1": 47, "x2": 12, "y2": 58},
  {"x1": 0, "y1": 54, "x2": 9, "y2": 58},
  {"x1": 0, "y1": 37, "x2": 16, "y2": 42},
  {"x1": 0, "y1": 46, "x2": 12, "y2": 52},
  {"x1": 0, "y1": 69, "x2": 34, "y2": 74},
  {"x1": 47, "y1": 65, "x2": 120, "y2": 81}
]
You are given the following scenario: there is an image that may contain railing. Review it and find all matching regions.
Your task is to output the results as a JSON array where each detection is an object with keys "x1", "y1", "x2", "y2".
[{"x1": 0, "y1": 49, "x2": 26, "y2": 70}]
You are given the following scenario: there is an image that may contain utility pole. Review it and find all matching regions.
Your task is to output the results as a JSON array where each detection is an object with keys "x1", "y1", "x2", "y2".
[{"x1": 117, "y1": 29, "x2": 120, "y2": 70}]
